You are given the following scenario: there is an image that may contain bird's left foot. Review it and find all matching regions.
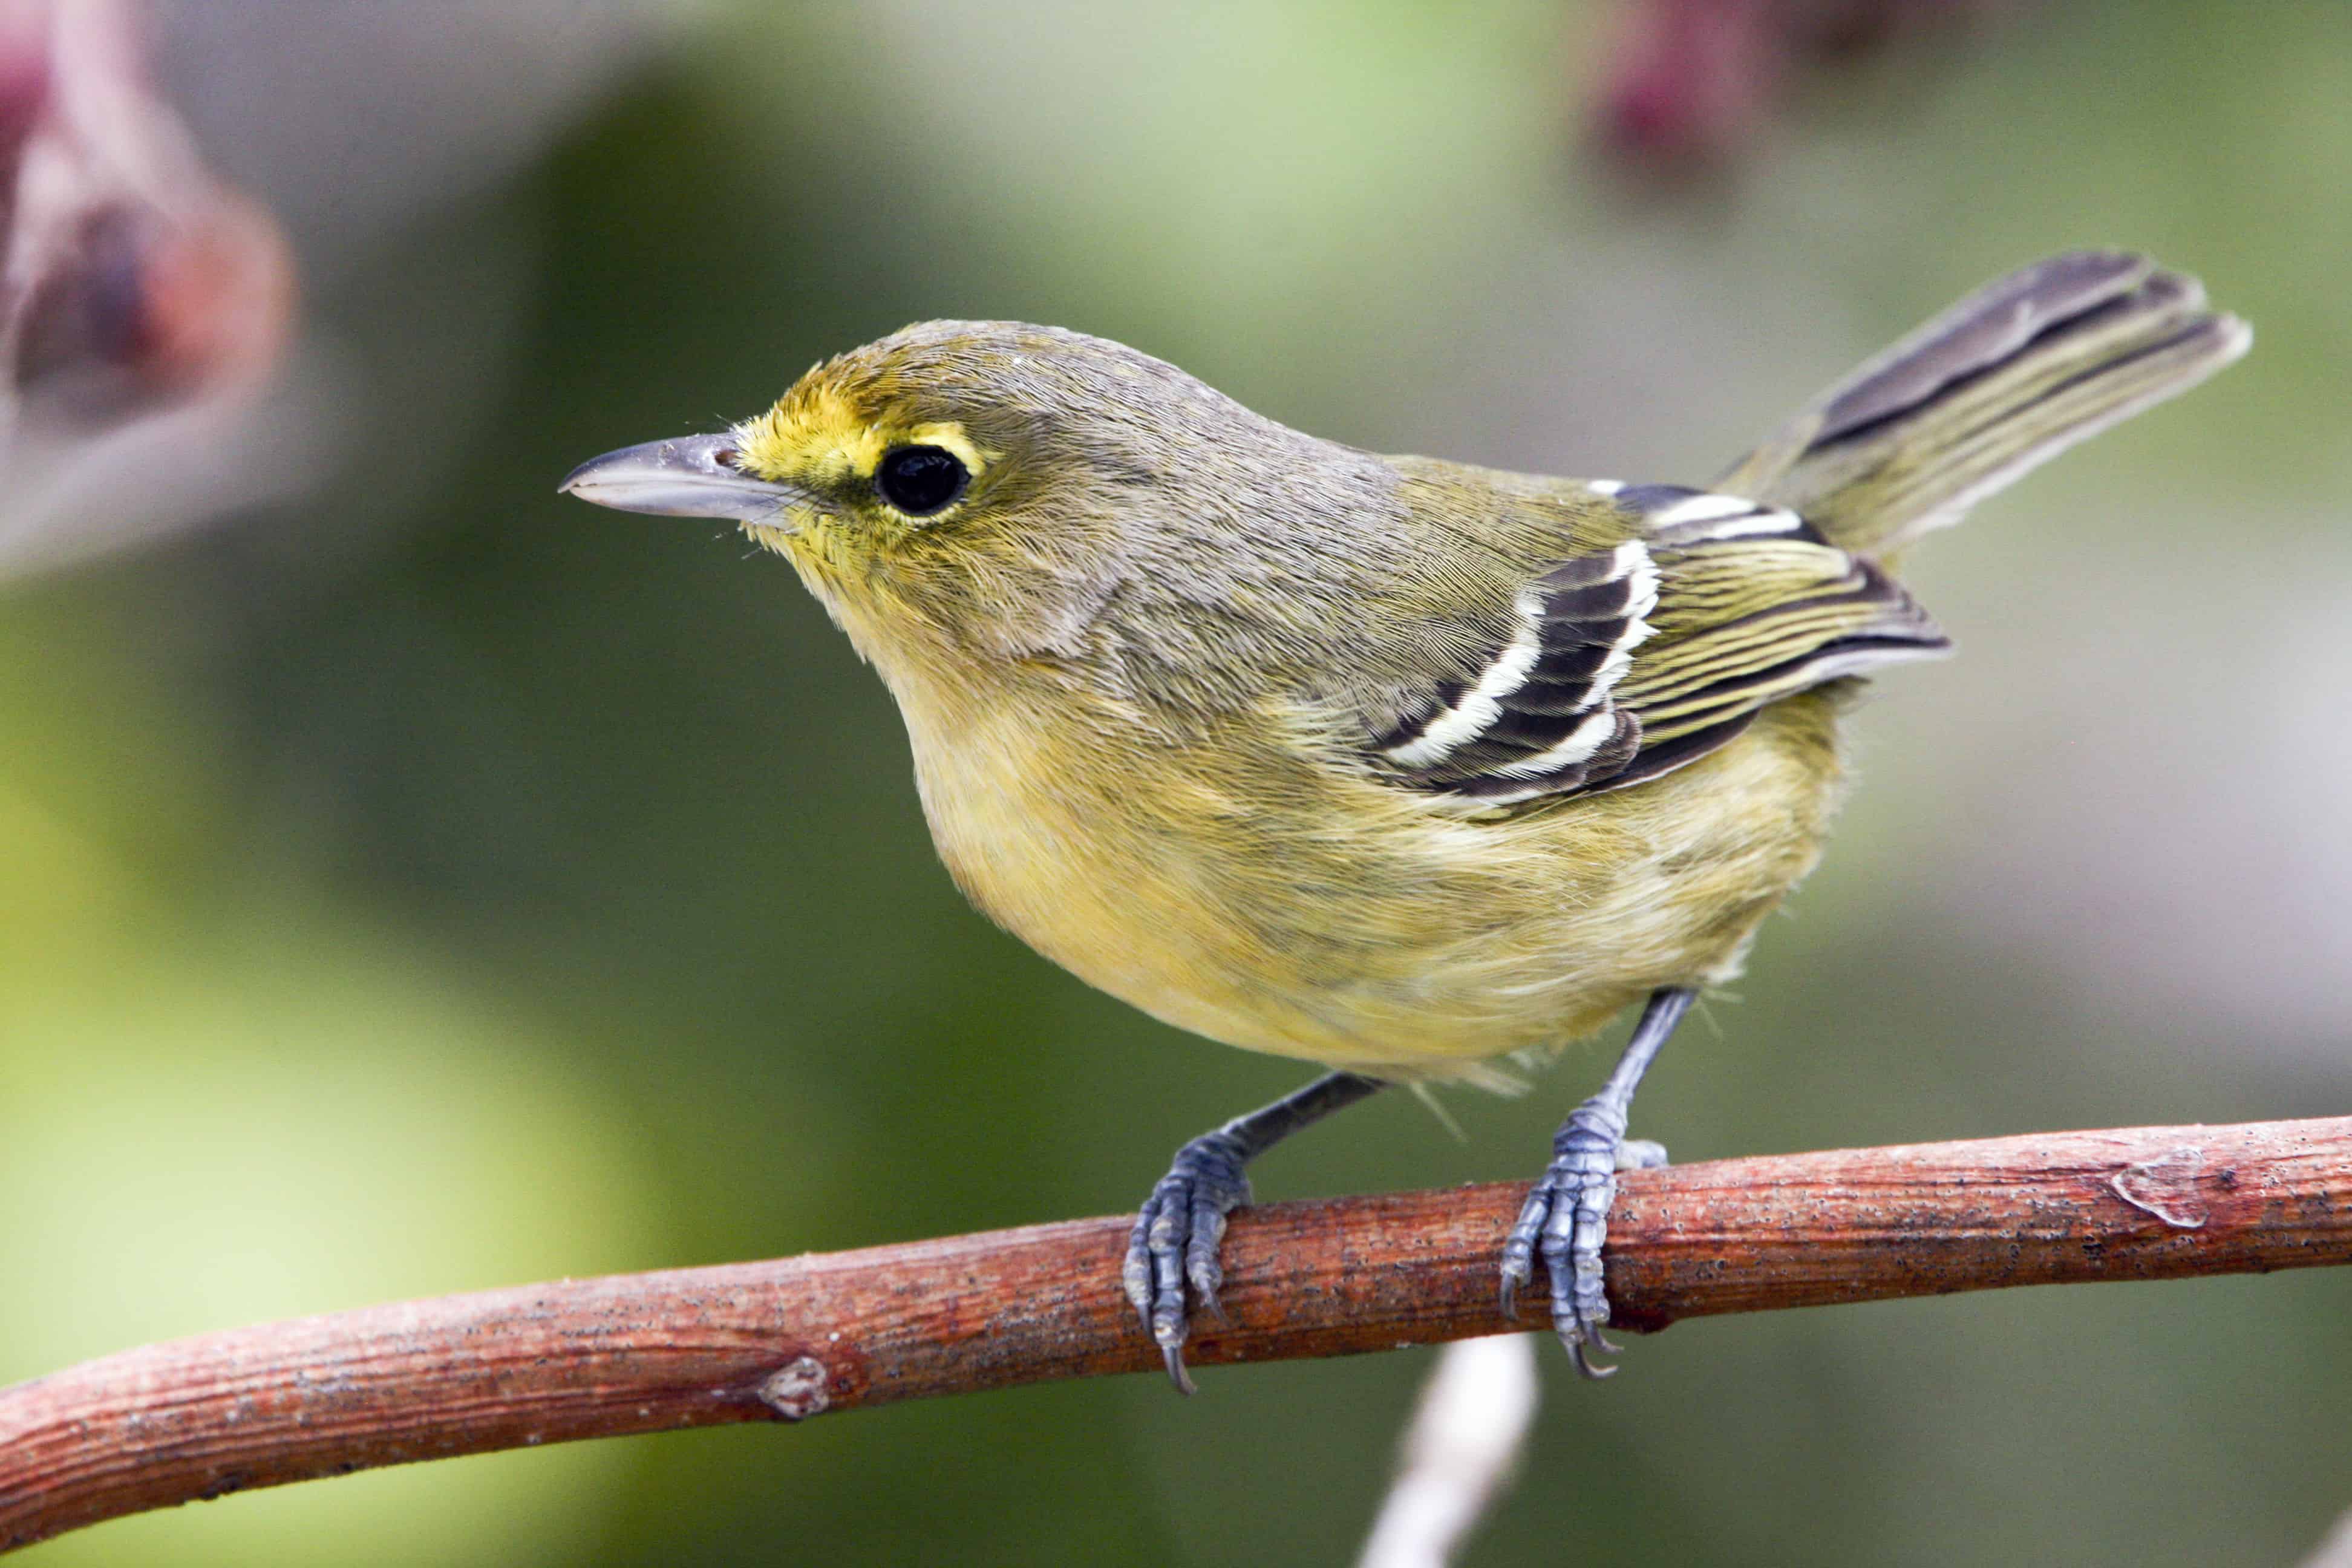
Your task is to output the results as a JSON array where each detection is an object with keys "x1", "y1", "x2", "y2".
[
  {"x1": 1117, "y1": 1071, "x2": 1389, "y2": 1395},
  {"x1": 1498, "y1": 1097, "x2": 1668, "y2": 1378},
  {"x1": 1121, "y1": 1129, "x2": 1252, "y2": 1396}
]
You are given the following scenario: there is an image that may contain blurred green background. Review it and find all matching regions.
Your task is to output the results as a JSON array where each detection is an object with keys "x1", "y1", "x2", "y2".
[{"x1": 5, "y1": 2, "x2": 2351, "y2": 1564}]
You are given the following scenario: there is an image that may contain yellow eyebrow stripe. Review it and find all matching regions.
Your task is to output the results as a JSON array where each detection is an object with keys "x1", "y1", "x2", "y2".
[
  {"x1": 733, "y1": 385, "x2": 992, "y2": 491},
  {"x1": 900, "y1": 422, "x2": 990, "y2": 482}
]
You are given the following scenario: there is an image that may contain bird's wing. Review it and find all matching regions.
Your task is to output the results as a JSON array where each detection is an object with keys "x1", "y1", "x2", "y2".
[{"x1": 1364, "y1": 482, "x2": 1949, "y2": 809}]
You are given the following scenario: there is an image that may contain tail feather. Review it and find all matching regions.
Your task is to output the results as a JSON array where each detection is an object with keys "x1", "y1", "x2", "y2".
[{"x1": 1717, "y1": 252, "x2": 2250, "y2": 557}]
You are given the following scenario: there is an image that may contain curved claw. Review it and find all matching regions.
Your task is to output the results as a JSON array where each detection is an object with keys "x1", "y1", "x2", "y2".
[
  {"x1": 1161, "y1": 1340, "x2": 1198, "y2": 1396},
  {"x1": 1498, "y1": 1181, "x2": 1551, "y2": 1322},
  {"x1": 1572, "y1": 1340, "x2": 1619, "y2": 1380}
]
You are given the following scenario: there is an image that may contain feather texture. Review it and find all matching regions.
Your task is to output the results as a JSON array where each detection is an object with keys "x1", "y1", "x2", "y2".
[
  {"x1": 1368, "y1": 484, "x2": 1950, "y2": 809},
  {"x1": 1373, "y1": 541, "x2": 1655, "y2": 800},
  {"x1": 1718, "y1": 250, "x2": 2251, "y2": 555}
]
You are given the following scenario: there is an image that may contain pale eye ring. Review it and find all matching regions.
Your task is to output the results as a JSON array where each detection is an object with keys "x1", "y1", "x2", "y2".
[{"x1": 874, "y1": 445, "x2": 969, "y2": 516}]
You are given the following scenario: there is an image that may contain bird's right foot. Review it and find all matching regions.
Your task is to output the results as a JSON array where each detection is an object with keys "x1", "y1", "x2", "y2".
[
  {"x1": 1498, "y1": 1107, "x2": 1667, "y2": 1377},
  {"x1": 1496, "y1": 986, "x2": 1693, "y2": 1379}
]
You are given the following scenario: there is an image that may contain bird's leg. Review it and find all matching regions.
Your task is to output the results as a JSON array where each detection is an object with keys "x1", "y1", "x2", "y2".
[
  {"x1": 1123, "y1": 1071, "x2": 1386, "y2": 1393},
  {"x1": 1500, "y1": 987, "x2": 1694, "y2": 1379}
]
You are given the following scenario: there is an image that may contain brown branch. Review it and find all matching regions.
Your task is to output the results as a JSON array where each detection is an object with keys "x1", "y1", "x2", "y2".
[{"x1": 4, "y1": 1115, "x2": 2348, "y2": 1550}]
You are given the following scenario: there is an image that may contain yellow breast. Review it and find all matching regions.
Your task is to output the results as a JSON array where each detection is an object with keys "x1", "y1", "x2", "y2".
[{"x1": 895, "y1": 670, "x2": 1849, "y2": 1082}]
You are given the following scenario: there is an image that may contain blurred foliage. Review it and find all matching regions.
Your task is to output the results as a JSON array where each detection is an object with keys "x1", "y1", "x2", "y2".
[{"x1": 4, "y1": 2, "x2": 2351, "y2": 1564}]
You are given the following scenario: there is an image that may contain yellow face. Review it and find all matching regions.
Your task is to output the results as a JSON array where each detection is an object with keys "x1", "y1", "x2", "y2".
[
  {"x1": 558, "y1": 318, "x2": 1182, "y2": 667},
  {"x1": 728, "y1": 373, "x2": 998, "y2": 567}
]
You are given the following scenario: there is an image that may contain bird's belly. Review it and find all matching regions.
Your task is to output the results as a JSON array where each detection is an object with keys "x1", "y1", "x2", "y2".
[{"x1": 909, "y1": 696, "x2": 1846, "y2": 1082}]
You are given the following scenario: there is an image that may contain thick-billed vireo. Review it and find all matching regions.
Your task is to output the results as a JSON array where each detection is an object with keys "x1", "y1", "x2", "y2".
[{"x1": 564, "y1": 252, "x2": 2247, "y2": 1390}]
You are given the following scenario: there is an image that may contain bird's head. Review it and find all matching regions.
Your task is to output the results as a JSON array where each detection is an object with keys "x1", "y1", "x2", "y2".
[{"x1": 562, "y1": 320, "x2": 1288, "y2": 673}]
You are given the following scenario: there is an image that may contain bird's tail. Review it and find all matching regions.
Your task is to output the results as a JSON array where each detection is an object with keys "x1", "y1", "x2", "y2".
[{"x1": 1715, "y1": 252, "x2": 2250, "y2": 558}]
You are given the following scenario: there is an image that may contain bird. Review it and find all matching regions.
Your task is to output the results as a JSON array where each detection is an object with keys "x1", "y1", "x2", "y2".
[{"x1": 561, "y1": 252, "x2": 2247, "y2": 1391}]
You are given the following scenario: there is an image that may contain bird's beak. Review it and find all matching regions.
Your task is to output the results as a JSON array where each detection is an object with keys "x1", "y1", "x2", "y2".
[{"x1": 558, "y1": 433, "x2": 815, "y2": 523}]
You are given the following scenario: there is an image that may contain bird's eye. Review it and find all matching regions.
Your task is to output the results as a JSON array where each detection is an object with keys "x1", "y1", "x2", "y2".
[{"x1": 874, "y1": 445, "x2": 969, "y2": 516}]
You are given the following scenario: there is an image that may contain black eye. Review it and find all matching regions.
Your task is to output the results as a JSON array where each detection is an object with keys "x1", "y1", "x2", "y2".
[{"x1": 874, "y1": 445, "x2": 969, "y2": 516}]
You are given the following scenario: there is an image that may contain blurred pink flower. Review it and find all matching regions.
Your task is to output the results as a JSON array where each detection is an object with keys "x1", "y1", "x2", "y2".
[
  {"x1": 1593, "y1": 0, "x2": 2021, "y2": 169},
  {"x1": 1, "y1": 0, "x2": 672, "y2": 580},
  {"x1": 1, "y1": 0, "x2": 295, "y2": 574}
]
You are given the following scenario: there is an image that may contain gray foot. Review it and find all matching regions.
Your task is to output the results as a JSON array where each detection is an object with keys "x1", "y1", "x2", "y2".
[
  {"x1": 1120, "y1": 1130, "x2": 1251, "y2": 1395},
  {"x1": 1498, "y1": 1107, "x2": 1668, "y2": 1378}
]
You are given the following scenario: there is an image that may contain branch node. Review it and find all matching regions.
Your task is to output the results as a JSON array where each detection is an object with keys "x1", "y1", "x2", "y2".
[
  {"x1": 2110, "y1": 1145, "x2": 2212, "y2": 1230},
  {"x1": 756, "y1": 1357, "x2": 833, "y2": 1421}
]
